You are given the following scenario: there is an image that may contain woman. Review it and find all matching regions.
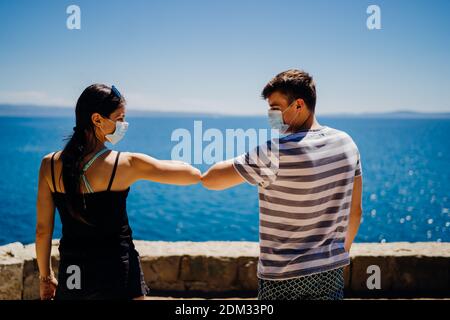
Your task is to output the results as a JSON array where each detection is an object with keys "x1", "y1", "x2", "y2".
[{"x1": 35, "y1": 84, "x2": 201, "y2": 300}]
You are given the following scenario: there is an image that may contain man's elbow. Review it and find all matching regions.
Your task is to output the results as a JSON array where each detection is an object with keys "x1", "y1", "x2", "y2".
[
  {"x1": 201, "y1": 171, "x2": 225, "y2": 190},
  {"x1": 351, "y1": 205, "x2": 363, "y2": 218}
]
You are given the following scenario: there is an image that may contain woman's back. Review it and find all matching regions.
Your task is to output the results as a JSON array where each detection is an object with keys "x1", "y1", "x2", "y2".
[
  {"x1": 49, "y1": 149, "x2": 132, "y2": 193},
  {"x1": 50, "y1": 149, "x2": 134, "y2": 255},
  {"x1": 35, "y1": 84, "x2": 200, "y2": 300}
]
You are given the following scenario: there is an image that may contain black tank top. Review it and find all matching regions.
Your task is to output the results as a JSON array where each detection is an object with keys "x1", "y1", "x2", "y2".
[{"x1": 50, "y1": 150, "x2": 134, "y2": 258}]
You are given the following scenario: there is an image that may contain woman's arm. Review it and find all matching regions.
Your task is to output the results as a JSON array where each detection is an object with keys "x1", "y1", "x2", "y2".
[
  {"x1": 129, "y1": 153, "x2": 201, "y2": 185},
  {"x1": 35, "y1": 154, "x2": 58, "y2": 299}
]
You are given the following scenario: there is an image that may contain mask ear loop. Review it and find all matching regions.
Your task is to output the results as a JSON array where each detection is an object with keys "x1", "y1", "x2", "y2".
[
  {"x1": 282, "y1": 100, "x2": 301, "y2": 134},
  {"x1": 98, "y1": 116, "x2": 116, "y2": 141},
  {"x1": 283, "y1": 100, "x2": 314, "y2": 134}
]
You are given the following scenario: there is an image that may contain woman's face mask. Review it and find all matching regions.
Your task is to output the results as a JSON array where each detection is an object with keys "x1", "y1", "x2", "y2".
[{"x1": 103, "y1": 117, "x2": 129, "y2": 145}]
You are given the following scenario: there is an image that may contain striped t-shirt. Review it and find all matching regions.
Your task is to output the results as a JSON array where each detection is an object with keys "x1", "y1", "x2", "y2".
[{"x1": 232, "y1": 126, "x2": 362, "y2": 280}]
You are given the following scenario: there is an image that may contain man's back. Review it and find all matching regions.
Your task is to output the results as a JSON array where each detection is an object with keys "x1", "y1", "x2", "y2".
[{"x1": 233, "y1": 126, "x2": 362, "y2": 280}]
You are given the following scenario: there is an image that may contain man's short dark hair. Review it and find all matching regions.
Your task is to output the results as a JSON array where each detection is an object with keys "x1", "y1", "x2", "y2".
[{"x1": 261, "y1": 69, "x2": 316, "y2": 113}]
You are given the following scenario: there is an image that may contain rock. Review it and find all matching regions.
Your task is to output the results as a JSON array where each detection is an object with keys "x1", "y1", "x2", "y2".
[
  {"x1": 207, "y1": 257, "x2": 238, "y2": 289},
  {"x1": 184, "y1": 281, "x2": 210, "y2": 291},
  {"x1": 390, "y1": 256, "x2": 449, "y2": 294},
  {"x1": 0, "y1": 242, "x2": 25, "y2": 300},
  {"x1": 237, "y1": 257, "x2": 258, "y2": 290},
  {"x1": 0, "y1": 240, "x2": 449, "y2": 299},
  {"x1": 151, "y1": 256, "x2": 181, "y2": 283},
  {"x1": 151, "y1": 281, "x2": 185, "y2": 291},
  {"x1": 20, "y1": 241, "x2": 60, "y2": 300},
  {"x1": 140, "y1": 255, "x2": 184, "y2": 291},
  {"x1": 350, "y1": 255, "x2": 391, "y2": 295},
  {"x1": 343, "y1": 264, "x2": 350, "y2": 289},
  {"x1": 349, "y1": 242, "x2": 450, "y2": 296},
  {"x1": 139, "y1": 256, "x2": 160, "y2": 283},
  {"x1": 180, "y1": 256, "x2": 209, "y2": 282}
]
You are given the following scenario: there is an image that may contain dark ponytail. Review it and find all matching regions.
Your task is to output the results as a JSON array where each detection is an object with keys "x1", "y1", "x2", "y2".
[{"x1": 59, "y1": 84, "x2": 126, "y2": 224}]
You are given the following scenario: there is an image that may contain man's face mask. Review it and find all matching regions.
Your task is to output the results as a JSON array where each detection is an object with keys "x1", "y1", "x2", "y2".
[
  {"x1": 103, "y1": 117, "x2": 129, "y2": 145},
  {"x1": 268, "y1": 100, "x2": 298, "y2": 135}
]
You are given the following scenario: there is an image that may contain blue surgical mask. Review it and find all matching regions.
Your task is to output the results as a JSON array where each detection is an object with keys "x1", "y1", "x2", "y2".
[
  {"x1": 268, "y1": 101, "x2": 297, "y2": 135},
  {"x1": 268, "y1": 110, "x2": 290, "y2": 134},
  {"x1": 104, "y1": 118, "x2": 129, "y2": 145}
]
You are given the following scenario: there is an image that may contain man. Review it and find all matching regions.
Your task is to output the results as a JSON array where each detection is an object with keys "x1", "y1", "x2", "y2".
[{"x1": 201, "y1": 69, "x2": 363, "y2": 300}]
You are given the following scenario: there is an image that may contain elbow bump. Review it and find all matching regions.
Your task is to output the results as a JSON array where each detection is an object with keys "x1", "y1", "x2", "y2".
[
  {"x1": 201, "y1": 174, "x2": 221, "y2": 190},
  {"x1": 191, "y1": 169, "x2": 202, "y2": 180},
  {"x1": 183, "y1": 169, "x2": 201, "y2": 185}
]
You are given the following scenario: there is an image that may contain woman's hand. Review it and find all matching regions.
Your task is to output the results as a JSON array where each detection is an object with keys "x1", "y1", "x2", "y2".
[{"x1": 39, "y1": 276, "x2": 58, "y2": 300}]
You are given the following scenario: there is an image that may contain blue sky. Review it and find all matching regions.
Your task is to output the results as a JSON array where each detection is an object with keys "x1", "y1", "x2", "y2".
[{"x1": 0, "y1": 0, "x2": 449, "y2": 115}]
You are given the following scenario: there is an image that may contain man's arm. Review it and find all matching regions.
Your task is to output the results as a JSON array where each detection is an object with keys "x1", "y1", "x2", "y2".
[
  {"x1": 201, "y1": 159, "x2": 245, "y2": 190},
  {"x1": 344, "y1": 175, "x2": 363, "y2": 252}
]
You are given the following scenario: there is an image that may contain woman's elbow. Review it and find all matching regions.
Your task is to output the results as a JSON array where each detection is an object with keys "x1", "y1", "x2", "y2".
[
  {"x1": 187, "y1": 168, "x2": 202, "y2": 184},
  {"x1": 177, "y1": 167, "x2": 201, "y2": 185},
  {"x1": 35, "y1": 229, "x2": 52, "y2": 240},
  {"x1": 35, "y1": 223, "x2": 52, "y2": 239}
]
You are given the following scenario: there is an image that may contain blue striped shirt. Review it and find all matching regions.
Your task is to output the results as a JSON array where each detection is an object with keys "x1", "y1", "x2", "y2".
[{"x1": 233, "y1": 126, "x2": 362, "y2": 280}]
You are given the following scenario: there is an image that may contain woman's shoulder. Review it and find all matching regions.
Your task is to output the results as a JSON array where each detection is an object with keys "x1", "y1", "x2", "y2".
[
  {"x1": 39, "y1": 151, "x2": 62, "y2": 189},
  {"x1": 41, "y1": 150, "x2": 135, "y2": 168},
  {"x1": 41, "y1": 150, "x2": 62, "y2": 164},
  {"x1": 116, "y1": 151, "x2": 133, "y2": 164},
  {"x1": 121, "y1": 151, "x2": 154, "y2": 164}
]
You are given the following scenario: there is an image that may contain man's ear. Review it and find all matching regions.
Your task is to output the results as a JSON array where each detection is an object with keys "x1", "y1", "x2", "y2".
[{"x1": 295, "y1": 98, "x2": 305, "y2": 109}]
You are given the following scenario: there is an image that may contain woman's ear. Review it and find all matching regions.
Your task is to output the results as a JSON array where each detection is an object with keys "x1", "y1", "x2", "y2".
[{"x1": 91, "y1": 113, "x2": 103, "y2": 128}]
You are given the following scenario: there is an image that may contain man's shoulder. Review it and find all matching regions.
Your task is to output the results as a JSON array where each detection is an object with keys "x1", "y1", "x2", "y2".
[
  {"x1": 324, "y1": 127, "x2": 360, "y2": 153},
  {"x1": 325, "y1": 126, "x2": 354, "y2": 140},
  {"x1": 324, "y1": 125, "x2": 345, "y2": 135}
]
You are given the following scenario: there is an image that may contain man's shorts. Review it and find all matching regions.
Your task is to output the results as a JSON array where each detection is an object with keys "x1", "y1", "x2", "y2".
[{"x1": 257, "y1": 267, "x2": 344, "y2": 300}]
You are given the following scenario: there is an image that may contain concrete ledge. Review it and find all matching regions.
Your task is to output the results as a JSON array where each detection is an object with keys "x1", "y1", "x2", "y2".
[
  {"x1": 0, "y1": 241, "x2": 448, "y2": 299},
  {"x1": 348, "y1": 242, "x2": 450, "y2": 297}
]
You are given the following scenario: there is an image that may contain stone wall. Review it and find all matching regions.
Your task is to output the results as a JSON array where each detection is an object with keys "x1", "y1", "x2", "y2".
[{"x1": 0, "y1": 241, "x2": 449, "y2": 299}]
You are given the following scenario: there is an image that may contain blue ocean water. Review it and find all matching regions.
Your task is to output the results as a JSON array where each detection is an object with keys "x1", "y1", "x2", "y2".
[{"x1": 0, "y1": 115, "x2": 449, "y2": 245}]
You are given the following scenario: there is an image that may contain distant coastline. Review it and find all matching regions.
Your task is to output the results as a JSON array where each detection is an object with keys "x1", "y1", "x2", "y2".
[{"x1": 0, "y1": 104, "x2": 449, "y2": 119}]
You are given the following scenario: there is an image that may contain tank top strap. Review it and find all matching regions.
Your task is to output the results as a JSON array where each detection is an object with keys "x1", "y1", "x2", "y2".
[
  {"x1": 82, "y1": 147, "x2": 109, "y2": 172},
  {"x1": 107, "y1": 151, "x2": 121, "y2": 191},
  {"x1": 50, "y1": 152, "x2": 57, "y2": 193},
  {"x1": 80, "y1": 147, "x2": 109, "y2": 194}
]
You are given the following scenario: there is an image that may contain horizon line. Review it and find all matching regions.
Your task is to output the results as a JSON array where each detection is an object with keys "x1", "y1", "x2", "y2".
[{"x1": 1, "y1": 103, "x2": 449, "y2": 117}]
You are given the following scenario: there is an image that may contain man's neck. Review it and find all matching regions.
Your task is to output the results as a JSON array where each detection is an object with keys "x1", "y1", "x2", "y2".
[{"x1": 294, "y1": 113, "x2": 321, "y2": 132}]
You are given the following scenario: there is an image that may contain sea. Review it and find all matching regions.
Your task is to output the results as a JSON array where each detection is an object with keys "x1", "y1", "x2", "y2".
[{"x1": 0, "y1": 115, "x2": 449, "y2": 245}]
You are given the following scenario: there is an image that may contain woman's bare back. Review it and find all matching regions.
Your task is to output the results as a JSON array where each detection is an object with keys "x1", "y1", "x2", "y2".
[{"x1": 46, "y1": 150, "x2": 133, "y2": 194}]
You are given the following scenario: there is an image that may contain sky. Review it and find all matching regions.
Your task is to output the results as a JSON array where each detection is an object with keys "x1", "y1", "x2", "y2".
[{"x1": 0, "y1": 0, "x2": 449, "y2": 115}]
